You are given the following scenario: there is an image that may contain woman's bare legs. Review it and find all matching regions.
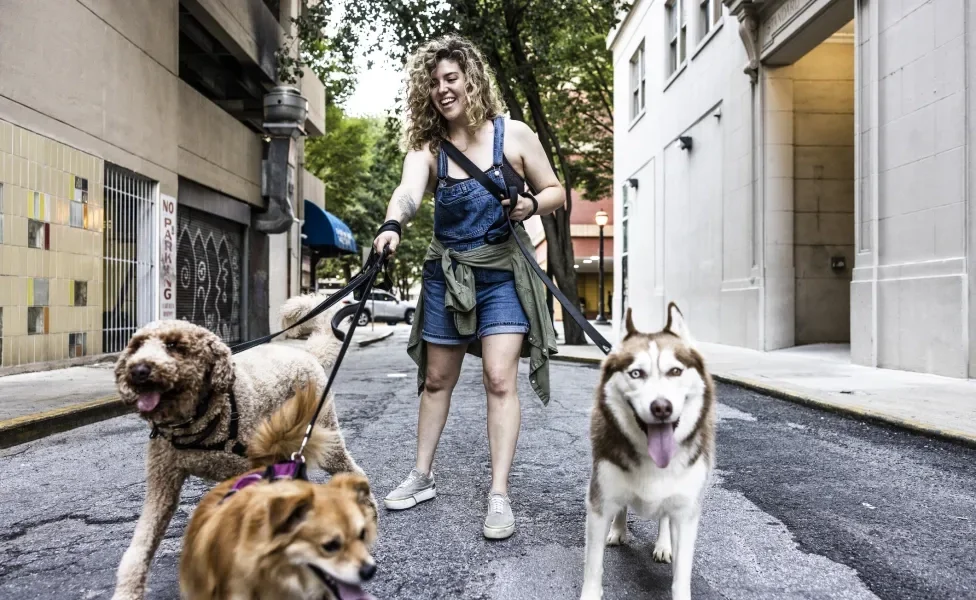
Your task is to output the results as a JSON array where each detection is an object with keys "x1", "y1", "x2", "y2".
[
  {"x1": 480, "y1": 333, "x2": 524, "y2": 495},
  {"x1": 414, "y1": 341, "x2": 468, "y2": 474}
]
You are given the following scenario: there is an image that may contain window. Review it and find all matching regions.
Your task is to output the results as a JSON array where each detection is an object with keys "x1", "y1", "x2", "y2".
[
  {"x1": 620, "y1": 184, "x2": 632, "y2": 323},
  {"x1": 71, "y1": 176, "x2": 89, "y2": 228},
  {"x1": 698, "y1": 0, "x2": 722, "y2": 42},
  {"x1": 28, "y1": 279, "x2": 50, "y2": 335},
  {"x1": 630, "y1": 42, "x2": 646, "y2": 120},
  {"x1": 667, "y1": 0, "x2": 688, "y2": 76},
  {"x1": 28, "y1": 307, "x2": 47, "y2": 335},
  {"x1": 370, "y1": 292, "x2": 396, "y2": 302},
  {"x1": 72, "y1": 281, "x2": 88, "y2": 306},
  {"x1": 31, "y1": 191, "x2": 50, "y2": 222},
  {"x1": 69, "y1": 333, "x2": 87, "y2": 358},
  {"x1": 28, "y1": 220, "x2": 50, "y2": 250}
]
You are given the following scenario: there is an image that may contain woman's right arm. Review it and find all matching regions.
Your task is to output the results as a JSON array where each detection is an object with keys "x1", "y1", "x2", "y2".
[{"x1": 373, "y1": 148, "x2": 432, "y2": 254}]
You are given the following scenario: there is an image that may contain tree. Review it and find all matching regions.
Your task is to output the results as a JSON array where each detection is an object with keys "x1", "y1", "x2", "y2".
[{"x1": 305, "y1": 107, "x2": 434, "y2": 296}]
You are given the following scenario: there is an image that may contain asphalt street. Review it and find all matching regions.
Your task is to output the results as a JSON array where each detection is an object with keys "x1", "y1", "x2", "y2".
[{"x1": 1, "y1": 325, "x2": 974, "y2": 599}]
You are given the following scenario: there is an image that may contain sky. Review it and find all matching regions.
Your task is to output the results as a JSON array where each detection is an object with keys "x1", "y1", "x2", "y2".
[
  {"x1": 329, "y1": 1, "x2": 405, "y2": 119},
  {"x1": 343, "y1": 49, "x2": 404, "y2": 118}
]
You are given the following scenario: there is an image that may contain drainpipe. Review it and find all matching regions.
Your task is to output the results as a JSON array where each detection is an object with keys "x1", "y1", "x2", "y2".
[{"x1": 256, "y1": 86, "x2": 308, "y2": 234}]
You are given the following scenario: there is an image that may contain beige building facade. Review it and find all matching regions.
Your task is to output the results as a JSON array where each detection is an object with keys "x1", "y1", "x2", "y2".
[
  {"x1": 0, "y1": 0, "x2": 331, "y2": 370},
  {"x1": 610, "y1": 0, "x2": 976, "y2": 379}
]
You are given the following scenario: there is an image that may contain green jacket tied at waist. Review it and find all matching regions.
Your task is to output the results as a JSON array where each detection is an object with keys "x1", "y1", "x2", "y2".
[{"x1": 406, "y1": 225, "x2": 559, "y2": 405}]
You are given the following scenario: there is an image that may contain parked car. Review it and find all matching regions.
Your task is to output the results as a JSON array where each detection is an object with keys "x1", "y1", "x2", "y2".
[{"x1": 332, "y1": 288, "x2": 417, "y2": 326}]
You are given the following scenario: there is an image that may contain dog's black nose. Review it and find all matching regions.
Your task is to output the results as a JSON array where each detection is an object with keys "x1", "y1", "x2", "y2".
[
  {"x1": 130, "y1": 363, "x2": 152, "y2": 383},
  {"x1": 359, "y1": 562, "x2": 376, "y2": 581},
  {"x1": 651, "y1": 398, "x2": 672, "y2": 420}
]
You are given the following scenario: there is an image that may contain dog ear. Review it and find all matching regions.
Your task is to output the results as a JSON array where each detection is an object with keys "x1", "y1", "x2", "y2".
[
  {"x1": 624, "y1": 307, "x2": 638, "y2": 338},
  {"x1": 208, "y1": 336, "x2": 235, "y2": 393},
  {"x1": 330, "y1": 473, "x2": 372, "y2": 508},
  {"x1": 269, "y1": 490, "x2": 313, "y2": 536},
  {"x1": 664, "y1": 302, "x2": 695, "y2": 347}
]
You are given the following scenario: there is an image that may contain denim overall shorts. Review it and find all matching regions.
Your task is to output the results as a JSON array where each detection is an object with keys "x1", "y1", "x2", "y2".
[{"x1": 421, "y1": 117, "x2": 531, "y2": 345}]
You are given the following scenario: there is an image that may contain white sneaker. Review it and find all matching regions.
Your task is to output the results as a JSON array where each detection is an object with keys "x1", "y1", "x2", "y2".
[
  {"x1": 483, "y1": 492, "x2": 515, "y2": 539},
  {"x1": 383, "y1": 469, "x2": 436, "y2": 510}
]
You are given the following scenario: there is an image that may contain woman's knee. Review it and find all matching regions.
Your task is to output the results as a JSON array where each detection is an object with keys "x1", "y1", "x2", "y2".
[
  {"x1": 424, "y1": 367, "x2": 458, "y2": 394},
  {"x1": 482, "y1": 364, "x2": 517, "y2": 397}
]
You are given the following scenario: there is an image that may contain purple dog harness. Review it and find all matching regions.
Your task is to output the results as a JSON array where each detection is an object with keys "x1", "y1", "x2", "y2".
[{"x1": 220, "y1": 459, "x2": 306, "y2": 504}]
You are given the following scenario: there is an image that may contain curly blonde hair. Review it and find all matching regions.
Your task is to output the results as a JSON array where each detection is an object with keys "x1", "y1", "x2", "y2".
[{"x1": 403, "y1": 34, "x2": 506, "y2": 153}]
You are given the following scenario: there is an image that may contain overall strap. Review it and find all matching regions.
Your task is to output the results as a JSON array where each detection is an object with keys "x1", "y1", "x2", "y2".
[
  {"x1": 492, "y1": 116, "x2": 505, "y2": 167},
  {"x1": 437, "y1": 144, "x2": 448, "y2": 180}
]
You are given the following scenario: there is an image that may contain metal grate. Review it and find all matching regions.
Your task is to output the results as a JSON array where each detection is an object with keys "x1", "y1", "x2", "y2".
[
  {"x1": 103, "y1": 164, "x2": 158, "y2": 353},
  {"x1": 176, "y1": 206, "x2": 242, "y2": 343}
]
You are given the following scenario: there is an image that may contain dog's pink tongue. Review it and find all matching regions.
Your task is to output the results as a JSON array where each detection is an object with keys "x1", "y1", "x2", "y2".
[
  {"x1": 646, "y1": 423, "x2": 676, "y2": 468},
  {"x1": 336, "y1": 582, "x2": 376, "y2": 600},
  {"x1": 137, "y1": 392, "x2": 161, "y2": 413}
]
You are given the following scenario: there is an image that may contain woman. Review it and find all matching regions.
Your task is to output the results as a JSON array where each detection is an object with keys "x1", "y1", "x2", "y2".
[{"x1": 371, "y1": 34, "x2": 563, "y2": 540}]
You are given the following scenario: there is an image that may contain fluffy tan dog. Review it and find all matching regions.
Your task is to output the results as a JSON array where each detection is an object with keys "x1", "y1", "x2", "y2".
[
  {"x1": 111, "y1": 302, "x2": 372, "y2": 600},
  {"x1": 180, "y1": 384, "x2": 378, "y2": 600}
]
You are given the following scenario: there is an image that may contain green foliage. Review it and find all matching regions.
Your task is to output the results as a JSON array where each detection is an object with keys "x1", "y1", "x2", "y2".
[
  {"x1": 276, "y1": 2, "x2": 357, "y2": 104},
  {"x1": 305, "y1": 108, "x2": 433, "y2": 295}
]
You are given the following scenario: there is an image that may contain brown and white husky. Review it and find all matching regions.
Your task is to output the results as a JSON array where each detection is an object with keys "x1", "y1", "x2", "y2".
[{"x1": 580, "y1": 303, "x2": 716, "y2": 600}]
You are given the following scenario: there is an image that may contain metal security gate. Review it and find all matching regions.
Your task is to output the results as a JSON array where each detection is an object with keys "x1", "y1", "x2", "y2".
[
  {"x1": 103, "y1": 165, "x2": 158, "y2": 353},
  {"x1": 176, "y1": 206, "x2": 243, "y2": 343}
]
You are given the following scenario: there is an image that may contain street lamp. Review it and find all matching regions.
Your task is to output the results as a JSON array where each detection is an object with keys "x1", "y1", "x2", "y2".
[{"x1": 594, "y1": 209, "x2": 609, "y2": 323}]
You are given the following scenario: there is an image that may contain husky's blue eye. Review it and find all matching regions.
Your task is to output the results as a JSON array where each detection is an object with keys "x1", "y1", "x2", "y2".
[{"x1": 628, "y1": 369, "x2": 644, "y2": 379}]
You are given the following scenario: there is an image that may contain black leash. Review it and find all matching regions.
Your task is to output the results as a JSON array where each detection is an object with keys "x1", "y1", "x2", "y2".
[
  {"x1": 292, "y1": 246, "x2": 390, "y2": 463},
  {"x1": 157, "y1": 248, "x2": 389, "y2": 462},
  {"x1": 228, "y1": 260, "x2": 380, "y2": 355},
  {"x1": 441, "y1": 141, "x2": 613, "y2": 355}
]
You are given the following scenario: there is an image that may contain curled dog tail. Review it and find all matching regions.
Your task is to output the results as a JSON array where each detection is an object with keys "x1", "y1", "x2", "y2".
[
  {"x1": 247, "y1": 383, "x2": 334, "y2": 470},
  {"x1": 278, "y1": 293, "x2": 343, "y2": 369}
]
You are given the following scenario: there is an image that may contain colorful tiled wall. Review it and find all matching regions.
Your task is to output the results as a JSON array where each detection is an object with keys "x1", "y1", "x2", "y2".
[{"x1": 0, "y1": 120, "x2": 105, "y2": 367}]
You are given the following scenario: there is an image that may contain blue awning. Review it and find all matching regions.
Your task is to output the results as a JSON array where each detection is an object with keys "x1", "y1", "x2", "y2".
[{"x1": 302, "y1": 200, "x2": 358, "y2": 256}]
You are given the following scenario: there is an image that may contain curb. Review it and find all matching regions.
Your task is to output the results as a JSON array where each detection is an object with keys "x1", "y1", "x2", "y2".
[
  {"x1": 357, "y1": 329, "x2": 395, "y2": 348},
  {"x1": 0, "y1": 395, "x2": 131, "y2": 450},
  {"x1": 0, "y1": 331, "x2": 397, "y2": 449},
  {"x1": 551, "y1": 354, "x2": 976, "y2": 449},
  {"x1": 0, "y1": 353, "x2": 119, "y2": 379}
]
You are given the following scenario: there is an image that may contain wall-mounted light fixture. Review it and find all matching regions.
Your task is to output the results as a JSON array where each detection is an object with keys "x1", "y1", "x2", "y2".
[
  {"x1": 626, "y1": 177, "x2": 639, "y2": 189},
  {"x1": 678, "y1": 136, "x2": 693, "y2": 151}
]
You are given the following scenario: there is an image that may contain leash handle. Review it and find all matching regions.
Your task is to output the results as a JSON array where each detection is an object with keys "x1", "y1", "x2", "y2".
[{"x1": 441, "y1": 141, "x2": 614, "y2": 355}]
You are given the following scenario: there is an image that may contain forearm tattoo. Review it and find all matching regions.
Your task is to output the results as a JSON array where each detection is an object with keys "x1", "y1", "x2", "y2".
[{"x1": 396, "y1": 192, "x2": 418, "y2": 223}]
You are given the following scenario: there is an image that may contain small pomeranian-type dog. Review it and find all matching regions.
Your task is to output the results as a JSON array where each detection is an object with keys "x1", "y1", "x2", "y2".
[{"x1": 179, "y1": 384, "x2": 379, "y2": 600}]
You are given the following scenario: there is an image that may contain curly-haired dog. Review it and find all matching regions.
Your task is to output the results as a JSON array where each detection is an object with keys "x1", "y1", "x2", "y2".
[
  {"x1": 180, "y1": 384, "x2": 378, "y2": 600},
  {"x1": 110, "y1": 303, "x2": 370, "y2": 600}
]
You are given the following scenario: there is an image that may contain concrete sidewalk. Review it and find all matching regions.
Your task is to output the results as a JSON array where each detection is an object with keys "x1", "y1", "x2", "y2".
[
  {"x1": 0, "y1": 327, "x2": 397, "y2": 448},
  {"x1": 554, "y1": 322, "x2": 976, "y2": 447}
]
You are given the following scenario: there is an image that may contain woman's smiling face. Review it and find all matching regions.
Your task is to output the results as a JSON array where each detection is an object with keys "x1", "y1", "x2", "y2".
[{"x1": 430, "y1": 59, "x2": 466, "y2": 122}]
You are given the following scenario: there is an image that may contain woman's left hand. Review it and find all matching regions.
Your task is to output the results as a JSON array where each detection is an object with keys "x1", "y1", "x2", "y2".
[{"x1": 503, "y1": 193, "x2": 538, "y2": 221}]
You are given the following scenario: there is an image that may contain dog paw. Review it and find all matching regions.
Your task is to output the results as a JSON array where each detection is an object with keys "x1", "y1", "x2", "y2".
[
  {"x1": 652, "y1": 545, "x2": 672, "y2": 563},
  {"x1": 605, "y1": 528, "x2": 627, "y2": 546}
]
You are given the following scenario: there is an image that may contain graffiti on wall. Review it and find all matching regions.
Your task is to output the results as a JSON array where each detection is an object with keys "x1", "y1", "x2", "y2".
[{"x1": 176, "y1": 209, "x2": 242, "y2": 343}]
